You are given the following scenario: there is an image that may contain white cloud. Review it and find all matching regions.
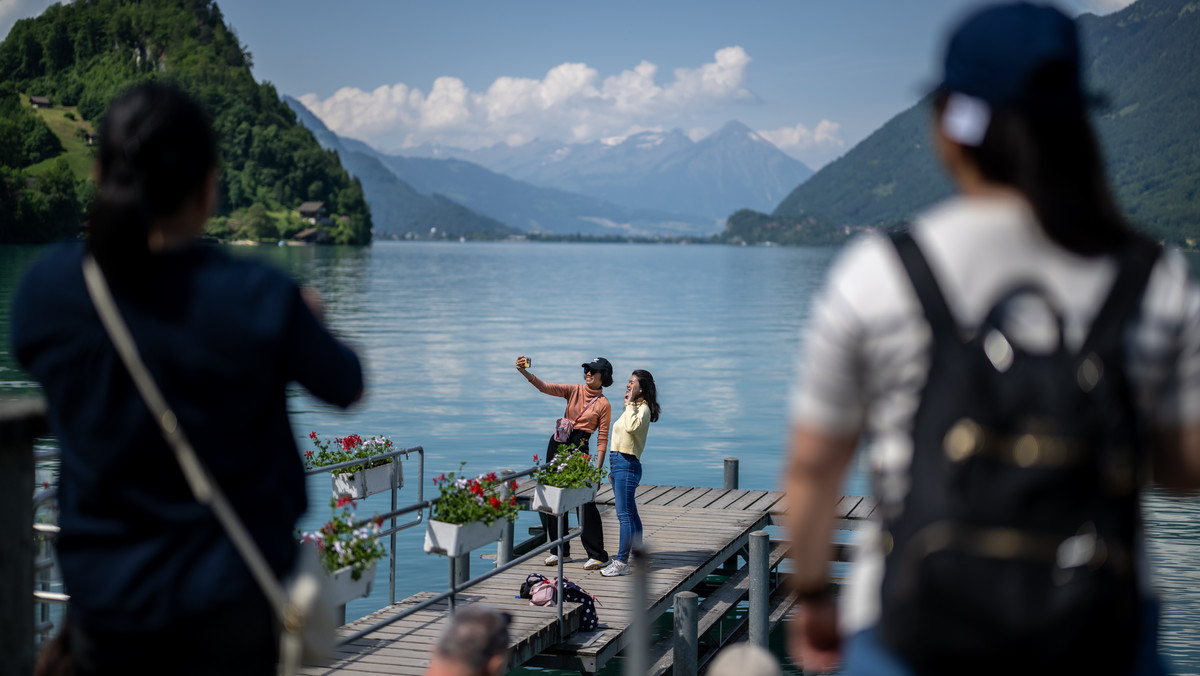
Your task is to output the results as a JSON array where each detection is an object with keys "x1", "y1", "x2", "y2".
[
  {"x1": 300, "y1": 47, "x2": 755, "y2": 151},
  {"x1": 757, "y1": 120, "x2": 845, "y2": 153}
]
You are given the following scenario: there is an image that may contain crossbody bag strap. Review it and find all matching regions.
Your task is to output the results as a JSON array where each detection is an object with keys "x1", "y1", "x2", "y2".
[
  {"x1": 571, "y1": 393, "x2": 600, "y2": 424},
  {"x1": 81, "y1": 255, "x2": 290, "y2": 617}
]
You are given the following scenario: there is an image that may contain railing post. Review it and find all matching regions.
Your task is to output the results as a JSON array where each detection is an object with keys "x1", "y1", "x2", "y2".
[
  {"x1": 448, "y1": 556, "x2": 457, "y2": 615},
  {"x1": 497, "y1": 470, "x2": 515, "y2": 565},
  {"x1": 724, "y1": 457, "x2": 739, "y2": 490},
  {"x1": 389, "y1": 454, "x2": 399, "y2": 606},
  {"x1": 1, "y1": 398, "x2": 47, "y2": 676},
  {"x1": 749, "y1": 530, "x2": 769, "y2": 648},
  {"x1": 625, "y1": 546, "x2": 649, "y2": 676},
  {"x1": 556, "y1": 512, "x2": 566, "y2": 632},
  {"x1": 673, "y1": 591, "x2": 699, "y2": 676}
]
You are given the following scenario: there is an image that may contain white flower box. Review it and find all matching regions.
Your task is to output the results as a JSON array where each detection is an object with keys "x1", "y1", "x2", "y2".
[
  {"x1": 327, "y1": 561, "x2": 376, "y2": 607},
  {"x1": 530, "y1": 484, "x2": 598, "y2": 515},
  {"x1": 423, "y1": 519, "x2": 504, "y2": 558},
  {"x1": 332, "y1": 462, "x2": 401, "y2": 499}
]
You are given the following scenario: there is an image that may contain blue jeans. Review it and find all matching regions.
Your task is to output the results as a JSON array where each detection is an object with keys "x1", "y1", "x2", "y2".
[
  {"x1": 610, "y1": 451, "x2": 643, "y2": 563},
  {"x1": 842, "y1": 597, "x2": 1168, "y2": 676}
]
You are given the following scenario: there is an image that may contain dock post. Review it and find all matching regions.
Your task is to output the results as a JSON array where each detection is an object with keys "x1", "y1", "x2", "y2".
[
  {"x1": 673, "y1": 591, "x2": 699, "y2": 676},
  {"x1": 1, "y1": 398, "x2": 46, "y2": 676},
  {"x1": 626, "y1": 546, "x2": 649, "y2": 676},
  {"x1": 454, "y1": 553, "x2": 470, "y2": 586},
  {"x1": 498, "y1": 470, "x2": 515, "y2": 565},
  {"x1": 723, "y1": 457, "x2": 739, "y2": 490},
  {"x1": 749, "y1": 530, "x2": 769, "y2": 648}
]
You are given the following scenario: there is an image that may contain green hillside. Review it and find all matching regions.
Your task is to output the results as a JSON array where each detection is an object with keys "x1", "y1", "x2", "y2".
[
  {"x1": 773, "y1": 0, "x2": 1200, "y2": 240},
  {"x1": 0, "y1": 0, "x2": 371, "y2": 244}
]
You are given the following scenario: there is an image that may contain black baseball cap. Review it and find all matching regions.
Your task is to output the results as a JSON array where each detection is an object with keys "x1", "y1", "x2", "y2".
[
  {"x1": 582, "y1": 357, "x2": 613, "y2": 387},
  {"x1": 937, "y1": 2, "x2": 1083, "y2": 111}
]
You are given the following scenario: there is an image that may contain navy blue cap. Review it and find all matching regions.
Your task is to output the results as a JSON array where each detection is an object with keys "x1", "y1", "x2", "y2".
[{"x1": 938, "y1": 2, "x2": 1082, "y2": 110}]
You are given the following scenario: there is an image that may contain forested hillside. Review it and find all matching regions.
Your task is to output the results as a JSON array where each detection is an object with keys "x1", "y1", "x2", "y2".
[
  {"x1": 0, "y1": 0, "x2": 372, "y2": 244},
  {"x1": 773, "y1": 0, "x2": 1199, "y2": 241}
]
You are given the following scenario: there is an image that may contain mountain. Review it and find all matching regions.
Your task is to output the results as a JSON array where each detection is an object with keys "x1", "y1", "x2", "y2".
[
  {"x1": 284, "y1": 96, "x2": 516, "y2": 238},
  {"x1": 373, "y1": 153, "x2": 717, "y2": 237},
  {"x1": 774, "y1": 0, "x2": 1200, "y2": 242},
  {"x1": 0, "y1": 0, "x2": 372, "y2": 244},
  {"x1": 398, "y1": 121, "x2": 813, "y2": 220},
  {"x1": 287, "y1": 101, "x2": 718, "y2": 237}
]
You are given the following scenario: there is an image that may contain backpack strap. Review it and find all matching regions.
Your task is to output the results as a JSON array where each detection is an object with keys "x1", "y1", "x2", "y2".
[
  {"x1": 890, "y1": 232, "x2": 958, "y2": 339},
  {"x1": 1079, "y1": 237, "x2": 1161, "y2": 357}
]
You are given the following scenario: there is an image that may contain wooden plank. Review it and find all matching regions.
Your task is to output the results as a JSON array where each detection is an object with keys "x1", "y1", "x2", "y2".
[
  {"x1": 662, "y1": 486, "x2": 717, "y2": 507},
  {"x1": 834, "y1": 495, "x2": 863, "y2": 519},
  {"x1": 726, "y1": 490, "x2": 769, "y2": 511},
  {"x1": 705, "y1": 489, "x2": 747, "y2": 510},
  {"x1": 645, "y1": 485, "x2": 692, "y2": 506},
  {"x1": 746, "y1": 490, "x2": 784, "y2": 513}
]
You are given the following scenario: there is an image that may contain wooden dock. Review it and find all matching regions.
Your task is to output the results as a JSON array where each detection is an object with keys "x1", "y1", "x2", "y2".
[{"x1": 302, "y1": 486, "x2": 877, "y2": 675}]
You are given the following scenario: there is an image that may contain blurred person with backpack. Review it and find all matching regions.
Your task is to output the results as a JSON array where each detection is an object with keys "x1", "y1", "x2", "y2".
[
  {"x1": 784, "y1": 3, "x2": 1199, "y2": 674},
  {"x1": 424, "y1": 605, "x2": 512, "y2": 676}
]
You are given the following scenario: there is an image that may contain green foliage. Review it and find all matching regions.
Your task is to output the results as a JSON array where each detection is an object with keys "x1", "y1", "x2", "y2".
[
  {"x1": 238, "y1": 202, "x2": 278, "y2": 241},
  {"x1": 532, "y1": 445, "x2": 607, "y2": 489},
  {"x1": 0, "y1": 0, "x2": 372, "y2": 244},
  {"x1": 298, "y1": 498, "x2": 387, "y2": 578},
  {"x1": 431, "y1": 464, "x2": 520, "y2": 526},
  {"x1": 0, "y1": 158, "x2": 84, "y2": 242},
  {"x1": 303, "y1": 432, "x2": 397, "y2": 474},
  {"x1": 773, "y1": 0, "x2": 1200, "y2": 239},
  {"x1": 719, "y1": 208, "x2": 850, "y2": 247}
]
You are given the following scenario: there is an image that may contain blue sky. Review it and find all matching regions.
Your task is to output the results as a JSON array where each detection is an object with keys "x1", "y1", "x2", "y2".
[{"x1": 2, "y1": 0, "x2": 1136, "y2": 168}]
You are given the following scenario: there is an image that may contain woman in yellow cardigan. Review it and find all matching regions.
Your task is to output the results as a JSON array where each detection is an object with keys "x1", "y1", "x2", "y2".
[{"x1": 601, "y1": 370, "x2": 660, "y2": 577}]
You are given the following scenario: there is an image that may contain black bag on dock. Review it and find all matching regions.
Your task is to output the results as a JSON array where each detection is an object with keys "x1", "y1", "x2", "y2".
[{"x1": 878, "y1": 233, "x2": 1158, "y2": 676}]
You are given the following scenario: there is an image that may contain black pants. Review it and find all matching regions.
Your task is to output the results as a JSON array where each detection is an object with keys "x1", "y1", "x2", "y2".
[{"x1": 541, "y1": 430, "x2": 608, "y2": 561}]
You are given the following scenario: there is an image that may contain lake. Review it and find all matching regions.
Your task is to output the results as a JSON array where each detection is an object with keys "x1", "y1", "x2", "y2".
[{"x1": 2, "y1": 241, "x2": 1197, "y2": 674}]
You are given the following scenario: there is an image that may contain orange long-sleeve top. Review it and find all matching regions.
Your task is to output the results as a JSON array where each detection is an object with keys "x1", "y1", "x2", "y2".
[{"x1": 525, "y1": 374, "x2": 612, "y2": 455}]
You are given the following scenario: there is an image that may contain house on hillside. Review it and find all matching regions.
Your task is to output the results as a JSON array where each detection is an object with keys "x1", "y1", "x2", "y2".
[
  {"x1": 30, "y1": 96, "x2": 51, "y2": 109},
  {"x1": 298, "y1": 201, "x2": 328, "y2": 224},
  {"x1": 84, "y1": 132, "x2": 100, "y2": 146}
]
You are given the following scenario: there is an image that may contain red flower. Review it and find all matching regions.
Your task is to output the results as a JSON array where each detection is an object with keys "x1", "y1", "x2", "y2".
[
  {"x1": 336, "y1": 495, "x2": 357, "y2": 508},
  {"x1": 509, "y1": 496, "x2": 518, "y2": 505},
  {"x1": 488, "y1": 496, "x2": 501, "y2": 509},
  {"x1": 510, "y1": 481, "x2": 518, "y2": 491},
  {"x1": 305, "y1": 450, "x2": 313, "y2": 458},
  {"x1": 374, "y1": 516, "x2": 385, "y2": 528},
  {"x1": 486, "y1": 472, "x2": 498, "y2": 483},
  {"x1": 533, "y1": 454, "x2": 540, "y2": 463},
  {"x1": 470, "y1": 484, "x2": 485, "y2": 496},
  {"x1": 309, "y1": 431, "x2": 317, "y2": 440},
  {"x1": 42, "y1": 481, "x2": 49, "y2": 490},
  {"x1": 340, "y1": 434, "x2": 363, "y2": 451}
]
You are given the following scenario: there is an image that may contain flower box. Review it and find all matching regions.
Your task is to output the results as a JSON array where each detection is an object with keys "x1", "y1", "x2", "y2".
[
  {"x1": 327, "y1": 561, "x2": 376, "y2": 607},
  {"x1": 530, "y1": 484, "x2": 597, "y2": 515},
  {"x1": 332, "y1": 462, "x2": 401, "y2": 499},
  {"x1": 423, "y1": 518, "x2": 504, "y2": 558}
]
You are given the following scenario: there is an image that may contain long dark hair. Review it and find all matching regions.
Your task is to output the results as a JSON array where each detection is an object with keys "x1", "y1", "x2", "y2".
[
  {"x1": 88, "y1": 82, "x2": 218, "y2": 286},
  {"x1": 934, "y1": 76, "x2": 1131, "y2": 256},
  {"x1": 632, "y1": 370, "x2": 660, "y2": 423}
]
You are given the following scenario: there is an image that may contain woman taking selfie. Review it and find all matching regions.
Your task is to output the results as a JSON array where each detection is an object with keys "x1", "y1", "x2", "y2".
[{"x1": 517, "y1": 355, "x2": 612, "y2": 569}]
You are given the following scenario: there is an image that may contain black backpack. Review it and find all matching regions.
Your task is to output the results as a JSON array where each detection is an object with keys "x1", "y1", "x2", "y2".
[{"x1": 879, "y1": 232, "x2": 1160, "y2": 675}]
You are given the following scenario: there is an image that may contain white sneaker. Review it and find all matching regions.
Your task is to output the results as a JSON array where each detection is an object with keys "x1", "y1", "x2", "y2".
[
  {"x1": 601, "y1": 560, "x2": 630, "y2": 577},
  {"x1": 583, "y1": 558, "x2": 607, "y2": 571},
  {"x1": 544, "y1": 554, "x2": 561, "y2": 566}
]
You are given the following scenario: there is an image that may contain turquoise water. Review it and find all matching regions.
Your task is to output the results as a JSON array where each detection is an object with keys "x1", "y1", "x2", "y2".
[{"x1": 2, "y1": 241, "x2": 1197, "y2": 674}]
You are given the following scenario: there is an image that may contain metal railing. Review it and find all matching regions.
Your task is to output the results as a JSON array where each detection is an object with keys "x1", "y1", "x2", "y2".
[{"x1": 303, "y1": 445, "x2": 424, "y2": 607}]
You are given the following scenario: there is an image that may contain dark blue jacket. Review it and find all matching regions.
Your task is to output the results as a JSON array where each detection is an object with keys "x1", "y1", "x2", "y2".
[{"x1": 12, "y1": 243, "x2": 363, "y2": 632}]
